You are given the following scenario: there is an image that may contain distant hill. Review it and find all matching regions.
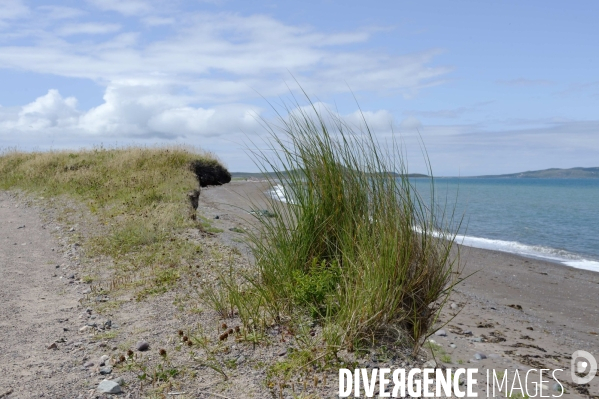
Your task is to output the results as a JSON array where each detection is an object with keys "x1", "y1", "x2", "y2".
[
  {"x1": 231, "y1": 170, "x2": 429, "y2": 179},
  {"x1": 475, "y1": 167, "x2": 599, "y2": 179}
]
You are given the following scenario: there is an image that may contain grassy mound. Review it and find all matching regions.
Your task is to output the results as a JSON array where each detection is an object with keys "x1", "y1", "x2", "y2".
[
  {"x1": 220, "y1": 98, "x2": 461, "y2": 357},
  {"x1": 0, "y1": 146, "x2": 227, "y2": 298}
]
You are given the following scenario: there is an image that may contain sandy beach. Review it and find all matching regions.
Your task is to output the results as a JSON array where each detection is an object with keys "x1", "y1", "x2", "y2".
[
  {"x1": 1, "y1": 181, "x2": 598, "y2": 398},
  {"x1": 200, "y1": 181, "x2": 599, "y2": 397}
]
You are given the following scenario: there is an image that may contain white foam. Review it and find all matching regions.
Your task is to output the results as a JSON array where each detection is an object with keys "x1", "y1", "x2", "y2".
[
  {"x1": 562, "y1": 260, "x2": 599, "y2": 273},
  {"x1": 456, "y1": 234, "x2": 599, "y2": 272},
  {"x1": 269, "y1": 184, "x2": 294, "y2": 204}
]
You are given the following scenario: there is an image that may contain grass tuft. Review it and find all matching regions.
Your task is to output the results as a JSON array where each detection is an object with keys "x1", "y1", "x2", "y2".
[{"x1": 222, "y1": 93, "x2": 461, "y2": 356}]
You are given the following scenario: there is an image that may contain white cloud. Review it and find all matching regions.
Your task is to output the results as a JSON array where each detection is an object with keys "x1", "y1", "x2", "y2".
[
  {"x1": 0, "y1": 11, "x2": 449, "y2": 102},
  {"x1": 86, "y1": 0, "x2": 152, "y2": 16},
  {"x1": 57, "y1": 23, "x2": 121, "y2": 36},
  {"x1": 36, "y1": 6, "x2": 86, "y2": 20},
  {"x1": 0, "y1": 6, "x2": 454, "y2": 169},
  {"x1": 142, "y1": 16, "x2": 175, "y2": 26},
  {"x1": 18, "y1": 89, "x2": 80, "y2": 129},
  {"x1": 149, "y1": 104, "x2": 261, "y2": 137},
  {"x1": 399, "y1": 116, "x2": 422, "y2": 130},
  {"x1": 0, "y1": 86, "x2": 261, "y2": 141},
  {"x1": 0, "y1": 0, "x2": 28, "y2": 21}
]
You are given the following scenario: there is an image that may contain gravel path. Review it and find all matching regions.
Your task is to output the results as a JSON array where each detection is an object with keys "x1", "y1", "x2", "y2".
[{"x1": 0, "y1": 192, "x2": 85, "y2": 398}]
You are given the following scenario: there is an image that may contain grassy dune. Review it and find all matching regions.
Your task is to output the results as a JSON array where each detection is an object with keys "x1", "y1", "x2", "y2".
[{"x1": 0, "y1": 146, "x2": 220, "y2": 298}]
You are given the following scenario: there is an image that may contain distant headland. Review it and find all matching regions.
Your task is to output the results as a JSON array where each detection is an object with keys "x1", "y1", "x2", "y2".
[
  {"x1": 473, "y1": 166, "x2": 599, "y2": 179},
  {"x1": 233, "y1": 166, "x2": 599, "y2": 179},
  {"x1": 231, "y1": 170, "x2": 429, "y2": 179}
]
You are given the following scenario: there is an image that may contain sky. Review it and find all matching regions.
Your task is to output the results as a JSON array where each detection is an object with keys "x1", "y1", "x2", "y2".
[{"x1": 0, "y1": 0, "x2": 598, "y2": 176}]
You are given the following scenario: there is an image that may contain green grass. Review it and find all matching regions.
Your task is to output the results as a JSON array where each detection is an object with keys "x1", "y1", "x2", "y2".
[
  {"x1": 0, "y1": 145, "x2": 224, "y2": 299},
  {"x1": 213, "y1": 92, "x2": 461, "y2": 360}
]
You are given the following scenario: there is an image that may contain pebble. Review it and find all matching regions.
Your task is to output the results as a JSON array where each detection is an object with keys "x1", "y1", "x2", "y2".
[
  {"x1": 136, "y1": 341, "x2": 150, "y2": 351},
  {"x1": 423, "y1": 360, "x2": 437, "y2": 368},
  {"x1": 97, "y1": 379, "x2": 122, "y2": 394},
  {"x1": 488, "y1": 353, "x2": 501, "y2": 359},
  {"x1": 435, "y1": 329, "x2": 447, "y2": 337},
  {"x1": 449, "y1": 343, "x2": 457, "y2": 349},
  {"x1": 99, "y1": 355, "x2": 110, "y2": 365},
  {"x1": 473, "y1": 353, "x2": 487, "y2": 360},
  {"x1": 83, "y1": 362, "x2": 94, "y2": 368},
  {"x1": 99, "y1": 366, "x2": 112, "y2": 375},
  {"x1": 463, "y1": 330, "x2": 473, "y2": 335},
  {"x1": 114, "y1": 377, "x2": 125, "y2": 386},
  {"x1": 450, "y1": 303, "x2": 459, "y2": 310},
  {"x1": 236, "y1": 355, "x2": 246, "y2": 365},
  {"x1": 471, "y1": 337, "x2": 483, "y2": 342},
  {"x1": 278, "y1": 349, "x2": 287, "y2": 356},
  {"x1": 79, "y1": 326, "x2": 89, "y2": 333}
]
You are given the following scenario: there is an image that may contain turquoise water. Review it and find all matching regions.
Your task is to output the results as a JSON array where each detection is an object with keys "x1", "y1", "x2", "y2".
[{"x1": 410, "y1": 178, "x2": 599, "y2": 272}]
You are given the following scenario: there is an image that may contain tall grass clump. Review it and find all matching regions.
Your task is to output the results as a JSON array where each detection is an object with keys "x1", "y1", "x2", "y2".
[{"x1": 242, "y1": 96, "x2": 461, "y2": 355}]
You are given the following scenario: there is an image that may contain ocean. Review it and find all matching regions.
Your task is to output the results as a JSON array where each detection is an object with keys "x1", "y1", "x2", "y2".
[
  {"x1": 410, "y1": 177, "x2": 599, "y2": 272},
  {"x1": 269, "y1": 177, "x2": 599, "y2": 272}
]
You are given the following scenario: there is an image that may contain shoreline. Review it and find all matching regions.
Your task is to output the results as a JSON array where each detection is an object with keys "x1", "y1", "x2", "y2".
[{"x1": 265, "y1": 181, "x2": 599, "y2": 273}]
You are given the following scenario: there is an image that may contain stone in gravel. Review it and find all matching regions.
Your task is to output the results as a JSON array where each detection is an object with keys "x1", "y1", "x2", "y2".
[
  {"x1": 473, "y1": 353, "x2": 487, "y2": 360},
  {"x1": 278, "y1": 349, "x2": 287, "y2": 356},
  {"x1": 103, "y1": 320, "x2": 112, "y2": 329},
  {"x1": 450, "y1": 303, "x2": 459, "y2": 310},
  {"x1": 488, "y1": 353, "x2": 501, "y2": 359},
  {"x1": 435, "y1": 329, "x2": 447, "y2": 337},
  {"x1": 47, "y1": 342, "x2": 58, "y2": 350},
  {"x1": 99, "y1": 355, "x2": 109, "y2": 366},
  {"x1": 99, "y1": 366, "x2": 112, "y2": 375},
  {"x1": 68, "y1": 274, "x2": 75, "y2": 279},
  {"x1": 471, "y1": 337, "x2": 483, "y2": 342},
  {"x1": 236, "y1": 355, "x2": 246, "y2": 365},
  {"x1": 449, "y1": 343, "x2": 457, "y2": 349},
  {"x1": 97, "y1": 379, "x2": 122, "y2": 394},
  {"x1": 113, "y1": 377, "x2": 125, "y2": 386},
  {"x1": 136, "y1": 341, "x2": 150, "y2": 351},
  {"x1": 423, "y1": 360, "x2": 437, "y2": 368},
  {"x1": 463, "y1": 330, "x2": 473, "y2": 335},
  {"x1": 83, "y1": 362, "x2": 94, "y2": 368},
  {"x1": 79, "y1": 326, "x2": 89, "y2": 333}
]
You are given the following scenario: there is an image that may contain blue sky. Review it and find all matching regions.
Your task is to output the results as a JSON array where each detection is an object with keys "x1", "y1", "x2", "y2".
[{"x1": 0, "y1": 0, "x2": 597, "y2": 175}]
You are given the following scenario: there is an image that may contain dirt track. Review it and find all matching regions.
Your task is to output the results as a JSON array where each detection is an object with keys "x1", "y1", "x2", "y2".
[{"x1": 0, "y1": 191, "x2": 89, "y2": 397}]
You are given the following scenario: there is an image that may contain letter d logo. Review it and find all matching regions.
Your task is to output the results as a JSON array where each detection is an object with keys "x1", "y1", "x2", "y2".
[{"x1": 571, "y1": 350, "x2": 597, "y2": 384}]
